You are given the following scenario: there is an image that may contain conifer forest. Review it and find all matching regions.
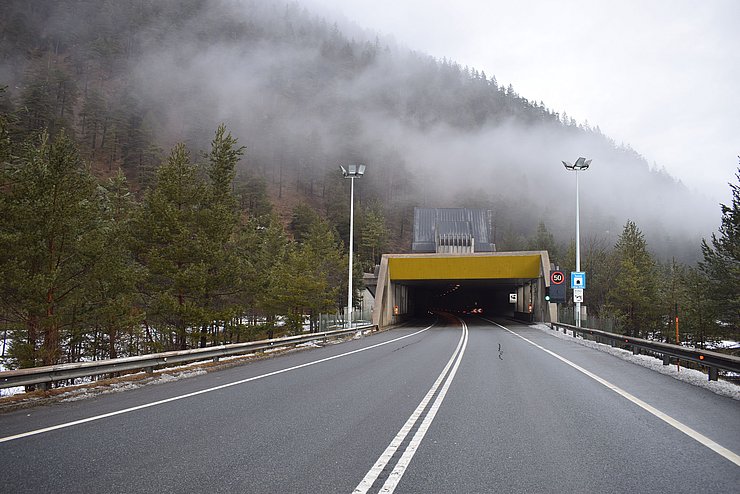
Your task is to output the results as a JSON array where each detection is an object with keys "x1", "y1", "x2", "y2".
[{"x1": 0, "y1": 0, "x2": 737, "y2": 370}]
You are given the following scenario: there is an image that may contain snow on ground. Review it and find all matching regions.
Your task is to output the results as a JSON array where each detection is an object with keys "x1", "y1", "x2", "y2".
[
  {"x1": 534, "y1": 323, "x2": 740, "y2": 401},
  {"x1": 0, "y1": 386, "x2": 24, "y2": 398},
  {"x1": 58, "y1": 369, "x2": 207, "y2": 402}
]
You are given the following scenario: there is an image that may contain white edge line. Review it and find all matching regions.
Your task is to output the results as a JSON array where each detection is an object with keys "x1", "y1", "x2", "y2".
[
  {"x1": 353, "y1": 320, "x2": 466, "y2": 494},
  {"x1": 485, "y1": 318, "x2": 740, "y2": 468},
  {"x1": 0, "y1": 324, "x2": 436, "y2": 444}
]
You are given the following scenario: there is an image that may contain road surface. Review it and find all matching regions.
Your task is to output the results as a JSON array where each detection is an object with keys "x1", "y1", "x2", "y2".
[{"x1": 0, "y1": 316, "x2": 738, "y2": 493}]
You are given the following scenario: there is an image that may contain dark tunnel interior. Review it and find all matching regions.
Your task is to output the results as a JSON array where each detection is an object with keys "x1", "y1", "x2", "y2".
[{"x1": 406, "y1": 281, "x2": 527, "y2": 318}]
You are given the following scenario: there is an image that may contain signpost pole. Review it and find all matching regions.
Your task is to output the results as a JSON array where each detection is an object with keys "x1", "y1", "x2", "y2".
[
  {"x1": 575, "y1": 170, "x2": 582, "y2": 328},
  {"x1": 563, "y1": 157, "x2": 590, "y2": 328}
]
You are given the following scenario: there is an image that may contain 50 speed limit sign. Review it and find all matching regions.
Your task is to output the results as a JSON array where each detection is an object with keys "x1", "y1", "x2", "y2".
[{"x1": 551, "y1": 271, "x2": 565, "y2": 285}]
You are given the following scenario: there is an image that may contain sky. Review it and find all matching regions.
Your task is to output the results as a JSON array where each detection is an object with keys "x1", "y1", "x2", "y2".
[{"x1": 301, "y1": 0, "x2": 739, "y2": 205}]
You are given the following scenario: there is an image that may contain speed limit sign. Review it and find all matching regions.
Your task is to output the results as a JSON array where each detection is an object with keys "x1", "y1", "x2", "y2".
[{"x1": 551, "y1": 271, "x2": 565, "y2": 285}]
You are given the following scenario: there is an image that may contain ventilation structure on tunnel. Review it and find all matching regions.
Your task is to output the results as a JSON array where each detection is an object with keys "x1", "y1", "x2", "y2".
[
  {"x1": 435, "y1": 220, "x2": 474, "y2": 253},
  {"x1": 436, "y1": 233, "x2": 474, "y2": 253}
]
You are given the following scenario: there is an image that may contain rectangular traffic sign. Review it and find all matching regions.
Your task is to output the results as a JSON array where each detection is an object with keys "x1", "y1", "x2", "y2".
[
  {"x1": 573, "y1": 288, "x2": 584, "y2": 303},
  {"x1": 549, "y1": 282, "x2": 566, "y2": 303},
  {"x1": 509, "y1": 293, "x2": 517, "y2": 304},
  {"x1": 571, "y1": 272, "x2": 586, "y2": 289}
]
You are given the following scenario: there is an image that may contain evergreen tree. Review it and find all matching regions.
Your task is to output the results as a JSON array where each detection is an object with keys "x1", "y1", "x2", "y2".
[
  {"x1": 207, "y1": 123, "x2": 244, "y2": 196},
  {"x1": 262, "y1": 217, "x2": 346, "y2": 334},
  {"x1": 682, "y1": 267, "x2": 717, "y2": 348},
  {"x1": 580, "y1": 235, "x2": 615, "y2": 320},
  {"x1": 0, "y1": 130, "x2": 106, "y2": 367},
  {"x1": 607, "y1": 221, "x2": 659, "y2": 337},
  {"x1": 700, "y1": 166, "x2": 740, "y2": 336},
  {"x1": 132, "y1": 142, "x2": 210, "y2": 350},
  {"x1": 254, "y1": 216, "x2": 289, "y2": 338},
  {"x1": 359, "y1": 204, "x2": 389, "y2": 270},
  {"x1": 658, "y1": 259, "x2": 691, "y2": 344},
  {"x1": 236, "y1": 173, "x2": 272, "y2": 221},
  {"x1": 197, "y1": 124, "x2": 247, "y2": 347},
  {"x1": 85, "y1": 171, "x2": 143, "y2": 359},
  {"x1": 527, "y1": 221, "x2": 559, "y2": 260},
  {"x1": 289, "y1": 202, "x2": 321, "y2": 243},
  {"x1": 302, "y1": 217, "x2": 347, "y2": 328}
]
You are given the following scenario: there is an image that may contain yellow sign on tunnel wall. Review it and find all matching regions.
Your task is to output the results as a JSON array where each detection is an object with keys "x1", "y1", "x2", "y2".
[{"x1": 388, "y1": 255, "x2": 542, "y2": 280}]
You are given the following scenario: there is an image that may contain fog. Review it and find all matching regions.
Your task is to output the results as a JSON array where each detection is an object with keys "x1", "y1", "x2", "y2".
[{"x1": 3, "y1": 0, "x2": 720, "y2": 260}]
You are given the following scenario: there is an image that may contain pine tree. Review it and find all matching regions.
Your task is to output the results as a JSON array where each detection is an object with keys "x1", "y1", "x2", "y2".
[
  {"x1": 700, "y1": 166, "x2": 740, "y2": 336},
  {"x1": 254, "y1": 216, "x2": 289, "y2": 339},
  {"x1": 359, "y1": 205, "x2": 389, "y2": 270},
  {"x1": 302, "y1": 217, "x2": 346, "y2": 329},
  {"x1": 262, "y1": 217, "x2": 346, "y2": 334},
  {"x1": 289, "y1": 203, "x2": 321, "y2": 243},
  {"x1": 608, "y1": 221, "x2": 660, "y2": 337},
  {"x1": 133, "y1": 142, "x2": 210, "y2": 350},
  {"x1": 682, "y1": 267, "x2": 717, "y2": 348},
  {"x1": 658, "y1": 259, "x2": 691, "y2": 344},
  {"x1": 197, "y1": 124, "x2": 247, "y2": 347},
  {"x1": 527, "y1": 221, "x2": 559, "y2": 260},
  {"x1": 86, "y1": 171, "x2": 143, "y2": 359},
  {"x1": 0, "y1": 130, "x2": 106, "y2": 367}
]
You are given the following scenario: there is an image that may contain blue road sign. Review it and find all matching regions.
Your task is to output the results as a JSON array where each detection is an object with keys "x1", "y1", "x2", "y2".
[{"x1": 571, "y1": 271, "x2": 586, "y2": 289}]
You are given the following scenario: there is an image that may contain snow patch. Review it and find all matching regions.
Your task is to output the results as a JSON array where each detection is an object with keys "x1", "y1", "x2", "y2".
[
  {"x1": 534, "y1": 324, "x2": 740, "y2": 401},
  {"x1": 58, "y1": 369, "x2": 207, "y2": 402},
  {"x1": 296, "y1": 341, "x2": 322, "y2": 349},
  {"x1": 0, "y1": 386, "x2": 25, "y2": 398}
]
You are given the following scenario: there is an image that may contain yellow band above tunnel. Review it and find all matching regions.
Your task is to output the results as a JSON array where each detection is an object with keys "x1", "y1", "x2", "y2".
[{"x1": 388, "y1": 254, "x2": 542, "y2": 281}]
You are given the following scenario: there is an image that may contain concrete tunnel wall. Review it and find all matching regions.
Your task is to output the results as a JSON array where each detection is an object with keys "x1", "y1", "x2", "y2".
[{"x1": 372, "y1": 251, "x2": 556, "y2": 328}]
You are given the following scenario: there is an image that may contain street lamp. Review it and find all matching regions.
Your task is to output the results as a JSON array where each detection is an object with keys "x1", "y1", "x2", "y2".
[
  {"x1": 340, "y1": 164, "x2": 366, "y2": 328},
  {"x1": 562, "y1": 157, "x2": 591, "y2": 327}
]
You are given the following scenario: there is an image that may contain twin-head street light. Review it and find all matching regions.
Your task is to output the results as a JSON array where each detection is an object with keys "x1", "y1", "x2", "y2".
[
  {"x1": 562, "y1": 157, "x2": 591, "y2": 328},
  {"x1": 340, "y1": 164, "x2": 366, "y2": 328}
]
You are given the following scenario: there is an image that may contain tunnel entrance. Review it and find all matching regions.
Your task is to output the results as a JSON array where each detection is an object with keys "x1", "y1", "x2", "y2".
[
  {"x1": 407, "y1": 281, "x2": 527, "y2": 317},
  {"x1": 372, "y1": 252, "x2": 555, "y2": 328}
]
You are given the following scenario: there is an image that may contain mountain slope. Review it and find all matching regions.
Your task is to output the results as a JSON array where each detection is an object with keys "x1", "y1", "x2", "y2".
[{"x1": 0, "y1": 0, "x2": 716, "y2": 259}]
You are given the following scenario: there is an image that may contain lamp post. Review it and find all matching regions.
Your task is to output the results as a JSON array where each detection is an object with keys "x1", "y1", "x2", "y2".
[
  {"x1": 340, "y1": 164, "x2": 366, "y2": 328},
  {"x1": 562, "y1": 157, "x2": 591, "y2": 327}
]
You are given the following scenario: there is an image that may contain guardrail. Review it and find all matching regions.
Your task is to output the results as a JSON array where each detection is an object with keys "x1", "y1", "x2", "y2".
[
  {"x1": 550, "y1": 322, "x2": 740, "y2": 381},
  {"x1": 0, "y1": 325, "x2": 376, "y2": 390}
]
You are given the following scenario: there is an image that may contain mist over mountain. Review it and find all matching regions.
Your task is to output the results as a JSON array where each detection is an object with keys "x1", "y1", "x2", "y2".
[{"x1": 0, "y1": 0, "x2": 716, "y2": 260}]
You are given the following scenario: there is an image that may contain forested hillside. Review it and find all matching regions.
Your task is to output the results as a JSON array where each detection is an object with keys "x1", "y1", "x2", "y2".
[
  {"x1": 0, "y1": 0, "x2": 716, "y2": 255},
  {"x1": 1, "y1": 0, "x2": 735, "y2": 372}
]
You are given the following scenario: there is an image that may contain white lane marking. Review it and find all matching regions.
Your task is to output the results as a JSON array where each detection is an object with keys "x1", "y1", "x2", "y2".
[
  {"x1": 354, "y1": 319, "x2": 468, "y2": 494},
  {"x1": 379, "y1": 320, "x2": 469, "y2": 494},
  {"x1": 485, "y1": 318, "x2": 740, "y2": 468},
  {"x1": 0, "y1": 325, "x2": 436, "y2": 444}
]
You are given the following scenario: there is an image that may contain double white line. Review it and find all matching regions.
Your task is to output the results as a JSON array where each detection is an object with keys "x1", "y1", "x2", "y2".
[{"x1": 354, "y1": 319, "x2": 469, "y2": 494}]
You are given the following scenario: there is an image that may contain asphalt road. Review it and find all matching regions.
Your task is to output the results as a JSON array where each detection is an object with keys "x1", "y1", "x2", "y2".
[{"x1": 0, "y1": 317, "x2": 738, "y2": 493}]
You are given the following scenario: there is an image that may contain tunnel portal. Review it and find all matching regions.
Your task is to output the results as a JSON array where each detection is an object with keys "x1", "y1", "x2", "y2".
[{"x1": 372, "y1": 252, "x2": 555, "y2": 328}]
